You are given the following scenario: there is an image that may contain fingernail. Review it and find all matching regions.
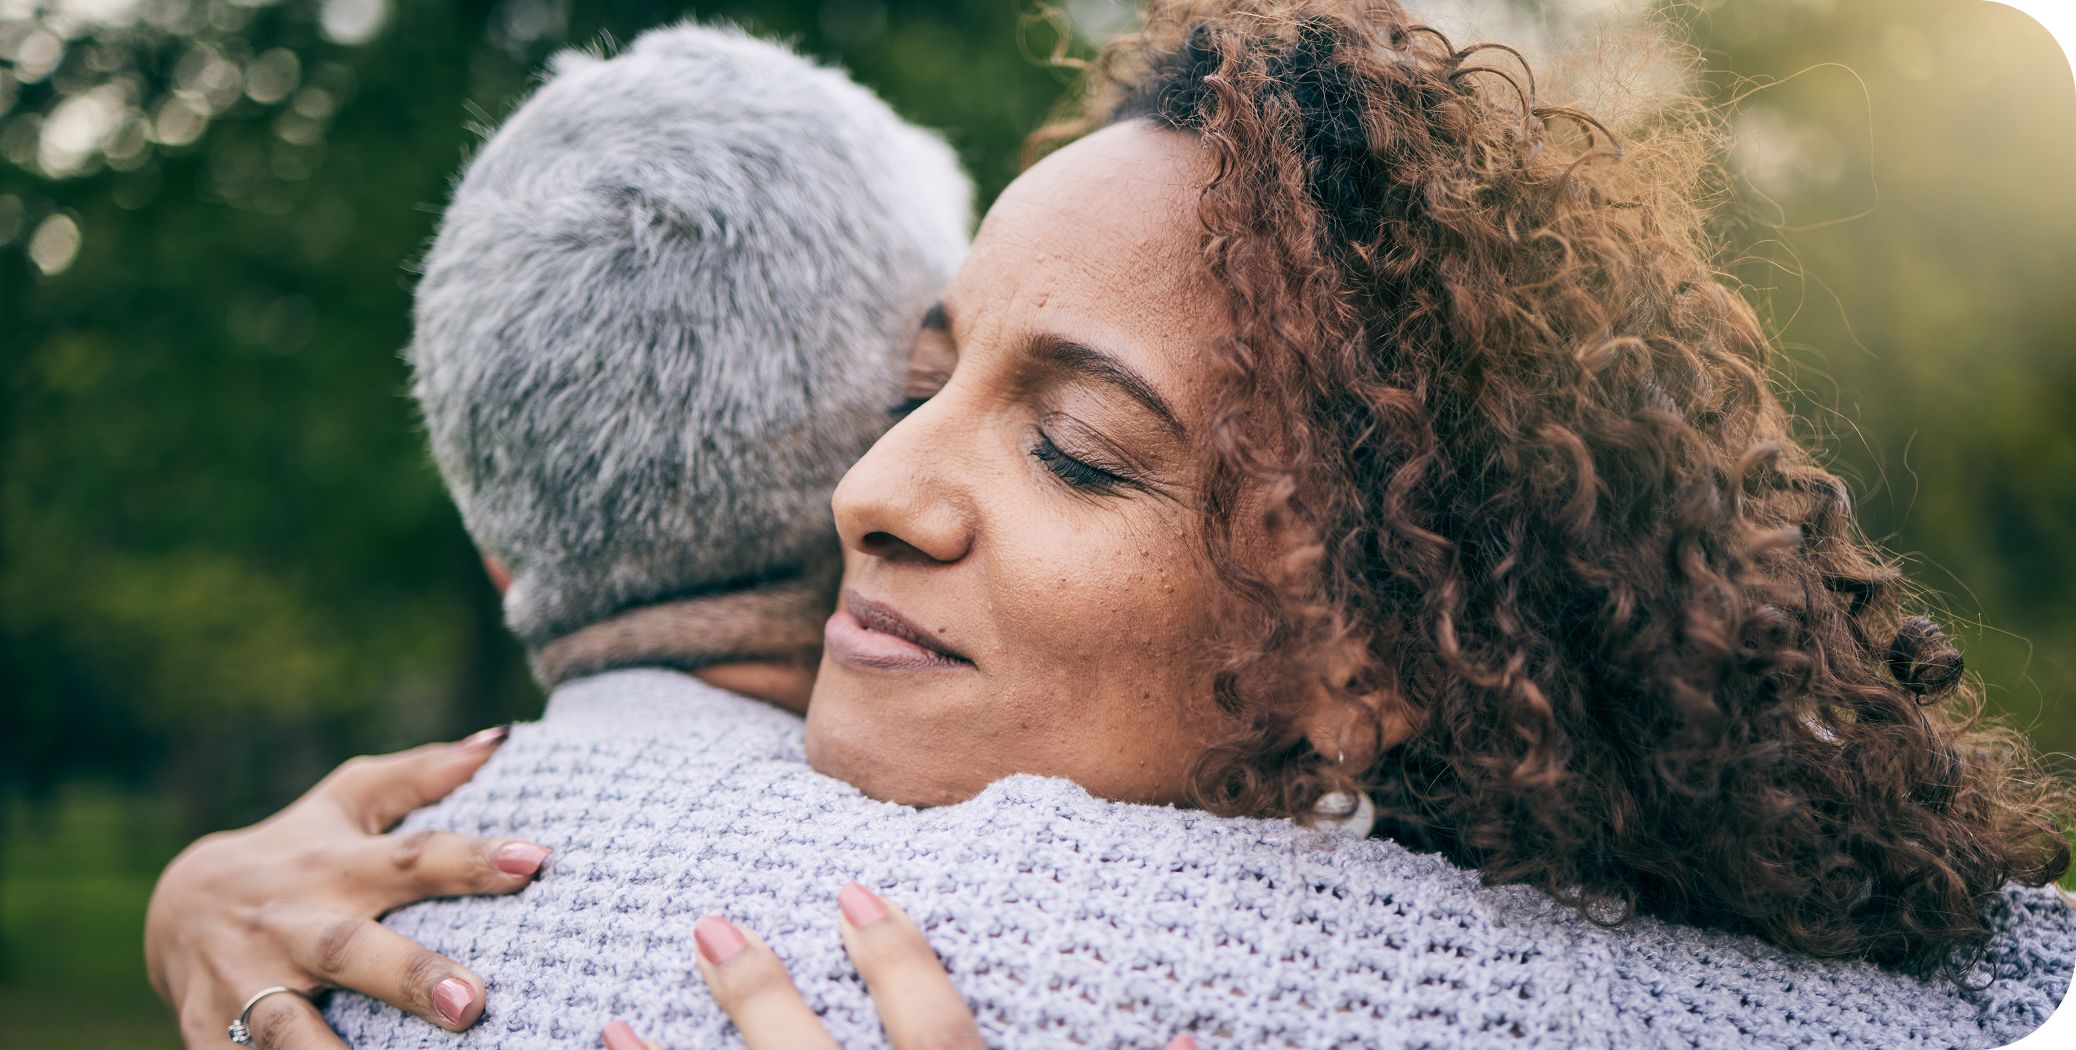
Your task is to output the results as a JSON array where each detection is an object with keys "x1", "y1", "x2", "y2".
[
  {"x1": 694, "y1": 914, "x2": 748, "y2": 965},
  {"x1": 1164, "y1": 1036, "x2": 1200, "y2": 1050},
  {"x1": 495, "y1": 842, "x2": 548, "y2": 877},
  {"x1": 431, "y1": 977, "x2": 473, "y2": 1025},
  {"x1": 601, "y1": 1019, "x2": 645, "y2": 1050},
  {"x1": 838, "y1": 882, "x2": 890, "y2": 928},
  {"x1": 454, "y1": 725, "x2": 509, "y2": 753}
]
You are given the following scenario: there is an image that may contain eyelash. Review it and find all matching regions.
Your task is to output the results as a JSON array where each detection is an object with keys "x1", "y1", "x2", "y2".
[
  {"x1": 1031, "y1": 433, "x2": 1127, "y2": 493},
  {"x1": 886, "y1": 395, "x2": 931, "y2": 420},
  {"x1": 888, "y1": 394, "x2": 1132, "y2": 495}
]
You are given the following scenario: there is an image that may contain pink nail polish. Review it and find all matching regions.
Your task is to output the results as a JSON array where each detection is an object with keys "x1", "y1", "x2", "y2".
[
  {"x1": 431, "y1": 977, "x2": 473, "y2": 1025},
  {"x1": 601, "y1": 1019, "x2": 645, "y2": 1050},
  {"x1": 454, "y1": 725, "x2": 509, "y2": 753},
  {"x1": 838, "y1": 882, "x2": 890, "y2": 928},
  {"x1": 1164, "y1": 1036, "x2": 1200, "y2": 1050},
  {"x1": 694, "y1": 915, "x2": 748, "y2": 965},
  {"x1": 495, "y1": 842, "x2": 549, "y2": 877}
]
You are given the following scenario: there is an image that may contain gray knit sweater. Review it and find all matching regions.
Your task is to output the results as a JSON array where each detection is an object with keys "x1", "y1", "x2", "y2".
[{"x1": 325, "y1": 669, "x2": 2073, "y2": 1048}]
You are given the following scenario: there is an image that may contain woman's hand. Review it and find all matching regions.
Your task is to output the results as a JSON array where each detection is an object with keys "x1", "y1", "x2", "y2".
[
  {"x1": 145, "y1": 728, "x2": 550, "y2": 1048},
  {"x1": 598, "y1": 883, "x2": 975, "y2": 1050},
  {"x1": 597, "y1": 884, "x2": 1201, "y2": 1050}
]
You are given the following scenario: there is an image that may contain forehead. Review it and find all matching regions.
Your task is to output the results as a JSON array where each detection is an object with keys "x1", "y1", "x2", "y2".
[
  {"x1": 986, "y1": 120, "x2": 1207, "y2": 239},
  {"x1": 949, "y1": 121, "x2": 1223, "y2": 398},
  {"x1": 962, "y1": 122, "x2": 1215, "y2": 322}
]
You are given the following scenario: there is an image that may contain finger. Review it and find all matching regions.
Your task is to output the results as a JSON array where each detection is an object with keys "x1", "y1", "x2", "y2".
[
  {"x1": 600, "y1": 1018, "x2": 666, "y2": 1050},
  {"x1": 691, "y1": 915, "x2": 839, "y2": 1050},
  {"x1": 344, "y1": 829, "x2": 548, "y2": 912},
  {"x1": 242, "y1": 990, "x2": 349, "y2": 1050},
  {"x1": 315, "y1": 728, "x2": 509, "y2": 833},
  {"x1": 276, "y1": 911, "x2": 487, "y2": 1032},
  {"x1": 835, "y1": 884, "x2": 983, "y2": 1050},
  {"x1": 1166, "y1": 1036, "x2": 1202, "y2": 1050}
]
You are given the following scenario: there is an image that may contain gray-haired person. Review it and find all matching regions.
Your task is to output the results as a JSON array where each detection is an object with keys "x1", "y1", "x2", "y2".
[
  {"x1": 413, "y1": 25, "x2": 970, "y2": 686},
  {"x1": 153, "y1": 21, "x2": 2074, "y2": 1050}
]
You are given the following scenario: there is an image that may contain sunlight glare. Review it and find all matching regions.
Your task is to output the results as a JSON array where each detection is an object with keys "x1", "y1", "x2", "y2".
[{"x1": 1989, "y1": 1, "x2": 2076, "y2": 92}]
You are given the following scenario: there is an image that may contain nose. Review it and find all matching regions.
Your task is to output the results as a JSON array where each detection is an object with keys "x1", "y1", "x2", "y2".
[{"x1": 831, "y1": 404, "x2": 976, "y2": 566}]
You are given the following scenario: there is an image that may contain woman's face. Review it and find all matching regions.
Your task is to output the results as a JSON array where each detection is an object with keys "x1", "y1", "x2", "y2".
[{"x1": 805, "y1": 122, "x2": 1234, "y2": 807}]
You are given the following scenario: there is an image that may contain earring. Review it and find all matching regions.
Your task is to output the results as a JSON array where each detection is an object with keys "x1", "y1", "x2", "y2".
[{"x1": 1306, "y1": 789, "x2": 1376, "y2": 838}]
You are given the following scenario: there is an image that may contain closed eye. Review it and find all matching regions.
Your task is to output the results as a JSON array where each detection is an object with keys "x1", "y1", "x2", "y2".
[{"x1": 1031, "y1": 432, "x2": 1129, "y2": 494}]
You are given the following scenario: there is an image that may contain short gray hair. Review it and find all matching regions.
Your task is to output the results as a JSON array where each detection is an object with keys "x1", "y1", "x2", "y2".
[{"x1": 410, "y1": 23, "x2": 971, "y2": 645}]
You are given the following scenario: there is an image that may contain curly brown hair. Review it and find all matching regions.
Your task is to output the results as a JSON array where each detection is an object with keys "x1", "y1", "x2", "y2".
[{"x1": 1033, "y1": 0, "x2": 2072, "y2": 975}]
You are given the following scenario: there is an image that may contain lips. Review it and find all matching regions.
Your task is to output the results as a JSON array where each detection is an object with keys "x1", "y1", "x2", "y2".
[{"x1": 824, "y1": 591, "x2": 972, "y2": 672}]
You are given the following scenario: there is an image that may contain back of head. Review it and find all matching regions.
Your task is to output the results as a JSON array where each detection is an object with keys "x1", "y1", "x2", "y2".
[{"x1": 412, "y1": 24, "x2": 971, "y2": 645}]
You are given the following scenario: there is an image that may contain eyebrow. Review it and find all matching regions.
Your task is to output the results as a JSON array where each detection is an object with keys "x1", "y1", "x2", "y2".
[{"x1": 1032, "y1": 334, "x2": 1185, "y2": 438}]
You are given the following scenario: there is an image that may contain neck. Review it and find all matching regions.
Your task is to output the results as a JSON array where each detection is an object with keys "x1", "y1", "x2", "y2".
[
  {"x1": 690, "y1": 659, "x2": 816, "y2": 712},
  {"x1": 528, "y1": 574, "x2": 831, "y2": 714}
]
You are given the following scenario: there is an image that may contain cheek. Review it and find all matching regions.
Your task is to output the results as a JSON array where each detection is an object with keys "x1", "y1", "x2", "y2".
[{"x1": 989, "y1": 515, "x2": 1215, "y2": 698}]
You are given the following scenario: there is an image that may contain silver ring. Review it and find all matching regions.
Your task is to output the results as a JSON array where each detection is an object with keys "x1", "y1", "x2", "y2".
[{"x1": 228, "y1": 986, "x2": 301, "y2": 1046}]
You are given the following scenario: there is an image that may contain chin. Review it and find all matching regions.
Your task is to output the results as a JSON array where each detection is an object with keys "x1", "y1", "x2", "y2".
[{"x1": 804, "y1": 700, "x2": 987, "y2": 808}]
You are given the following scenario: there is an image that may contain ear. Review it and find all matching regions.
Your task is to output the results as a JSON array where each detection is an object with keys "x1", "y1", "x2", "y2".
[
  {"x1": 1297, "y1": 640, "x2": 1415, "y2": 771},
  {"x1": 1300, "y1": 693, "x2": 1414, "y2": 772},
  {"x1": 481, "y1": 555, "x2": 512, "y2": 596}
]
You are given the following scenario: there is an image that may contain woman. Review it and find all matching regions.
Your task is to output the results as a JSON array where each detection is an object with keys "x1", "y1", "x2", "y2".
[{"x1": 150, "y1": 0, "x2": 2073, "y2": 1046}]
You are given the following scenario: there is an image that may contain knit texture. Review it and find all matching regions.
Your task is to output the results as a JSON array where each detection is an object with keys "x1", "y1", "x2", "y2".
[{"x1": 326, "y1": 669, "x2": 2074, "y2": 1048}]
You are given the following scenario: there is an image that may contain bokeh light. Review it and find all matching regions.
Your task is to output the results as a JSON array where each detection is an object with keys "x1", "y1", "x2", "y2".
[{"x1": 26, "y1": 209, "x2": 79, "y2": 272}]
